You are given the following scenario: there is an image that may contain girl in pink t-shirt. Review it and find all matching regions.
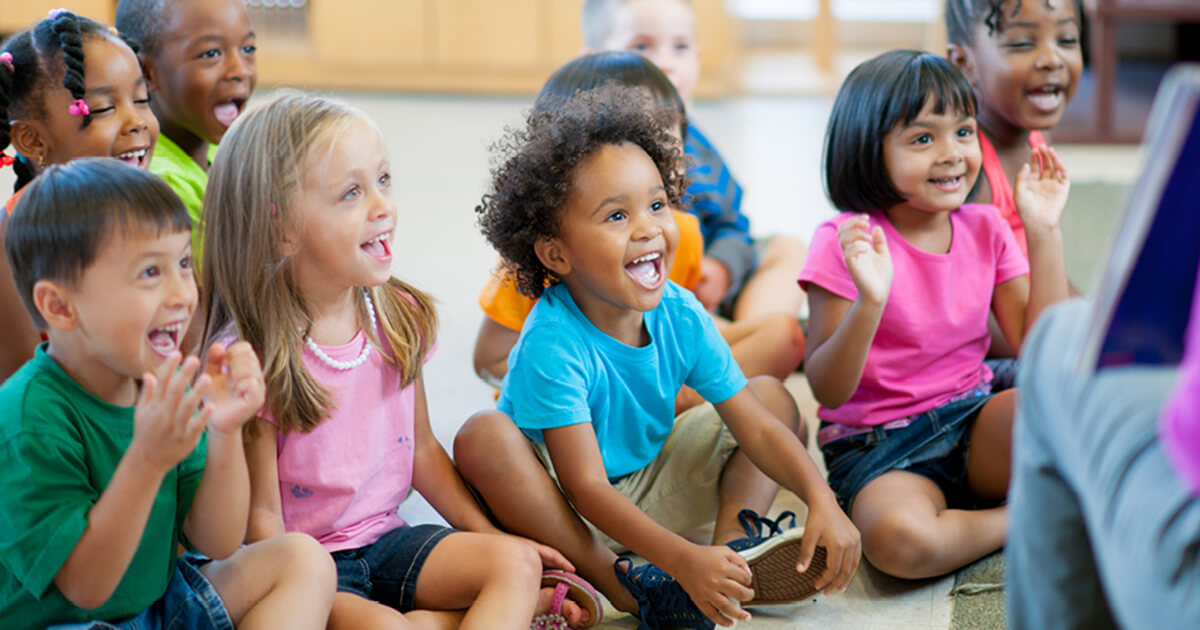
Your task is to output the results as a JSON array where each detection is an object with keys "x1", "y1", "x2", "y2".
[
  {"x1": 799, "y1": 50, "x2": 1070, "y2": 580},
  {"x1": 199, "y1": 92, "x2": 601, "y2": 630}
]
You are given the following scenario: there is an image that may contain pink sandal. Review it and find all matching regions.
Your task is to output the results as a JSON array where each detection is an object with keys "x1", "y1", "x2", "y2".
[{"x1": 531, "y1": 570, "x2": 603, "y2": 630}]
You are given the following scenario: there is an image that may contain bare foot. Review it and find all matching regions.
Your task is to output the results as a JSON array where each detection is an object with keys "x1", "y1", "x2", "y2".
[{"x1": 535, "y1": 585, "x2": 590, "y2": 627}]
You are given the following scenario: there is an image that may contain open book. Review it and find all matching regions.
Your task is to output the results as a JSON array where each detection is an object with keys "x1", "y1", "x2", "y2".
[{"x1": 1081, "y1": 64, "x2": 1200, "y2": 371}]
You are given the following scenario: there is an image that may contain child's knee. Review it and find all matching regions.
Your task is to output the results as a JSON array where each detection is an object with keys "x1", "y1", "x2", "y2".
[
  {"x1": 485, "y1": 537, "x2": 542, "y2": 584},
  {"x1": 761, "y1": 234, "x2": 809, "y2": 269},
  {"x1": 453, "y1": 410, "x2": 520, "y2": 471},
  {"x1": 762, "y1": 312, "x2": 806, "y2": 369},
  {"x1": 746, "y1": 375, "x2": 803, "y2": 435},
  {"x1": 862, "y1": 511, "x2": 938, "y2": 579},
  {"x1": 276, "y1": 532, "x2": 337, "y2": 588}
]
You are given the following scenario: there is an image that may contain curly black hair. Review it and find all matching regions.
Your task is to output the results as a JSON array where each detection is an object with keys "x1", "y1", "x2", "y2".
[
  {"x1": 0, "y1": 11, "x2": 141, "y2": 192},
  {"x1": 945, "y1": 0, "x2": 1079, "y2": 46},
  {"x1": 477, "y1": 81, "x2": 687, "y2": 300}
]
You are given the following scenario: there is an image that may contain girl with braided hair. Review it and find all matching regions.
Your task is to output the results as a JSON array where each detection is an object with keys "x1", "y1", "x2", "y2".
[{"x1": 0, "y1": 9, "x2": 159, "y2": 381}]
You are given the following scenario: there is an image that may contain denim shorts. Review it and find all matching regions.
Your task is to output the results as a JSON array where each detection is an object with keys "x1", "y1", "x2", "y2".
[
  {"x1": 820, "y1": 390, "x2": 996, "y2": 515},
  {"x1": 48, "y1": 554, "x2": 232, "y2": 630},
  {"x1": 331, "y1": 524, "x2": 455, "y2": 612}
]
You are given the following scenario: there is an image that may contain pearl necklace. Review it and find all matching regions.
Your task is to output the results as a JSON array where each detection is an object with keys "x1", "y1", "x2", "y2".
[{"x1": 304, "y1": 290, "x2": 377, "y2": 371}]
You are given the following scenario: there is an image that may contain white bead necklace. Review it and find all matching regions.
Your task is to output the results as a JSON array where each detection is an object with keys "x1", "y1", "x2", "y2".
[{"x1": 304, "y1": 290, "x2": 377, "y2": 371}]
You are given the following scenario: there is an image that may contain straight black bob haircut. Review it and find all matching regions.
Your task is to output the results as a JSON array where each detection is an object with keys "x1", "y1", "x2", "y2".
[
  {"x1": 824, "y1": 50, "x2": 978, "y2": 214},
  {"x1": 534, "y1": 51, "x2": 688, "y2": 139},
  {"x1": 5, "y1": 159, "x2": 191, "y2": 328}
]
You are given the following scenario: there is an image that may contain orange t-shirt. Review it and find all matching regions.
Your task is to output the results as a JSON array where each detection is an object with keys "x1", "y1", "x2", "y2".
[
  {"x1": 479, "y1": 209, "x2": 704, "y2": 331},
  {"x1": 3, "y1": 187, "x2": 24, "y2": 218},
  {"x1": 979, "y1": 130, "x2": 1046, "y2": 262}
]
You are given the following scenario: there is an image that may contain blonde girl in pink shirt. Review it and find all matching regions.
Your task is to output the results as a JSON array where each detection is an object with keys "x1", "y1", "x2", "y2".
[
  {"x1": 199, "y1": 91, "x2": 600, "y2": 630},
  {"x1": 798, "y1": 50, "x2": 1070, "y2": 580}
]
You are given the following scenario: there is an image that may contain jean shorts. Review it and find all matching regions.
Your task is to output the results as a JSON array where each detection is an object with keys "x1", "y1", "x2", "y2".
[
  {"x1": 48, "y1": 554, "x2": 232, "y2": 630},
  {"x1": 331, "y1": 524, "x2": 455, "y2": 612},
  {"x1": 820, "y1": 390, "x2": 996, "y2": 515}
]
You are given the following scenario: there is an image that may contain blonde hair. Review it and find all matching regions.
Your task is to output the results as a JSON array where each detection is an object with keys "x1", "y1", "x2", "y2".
[{"x1": 200, "y1": 90, "x2": 437, "y2": 434}]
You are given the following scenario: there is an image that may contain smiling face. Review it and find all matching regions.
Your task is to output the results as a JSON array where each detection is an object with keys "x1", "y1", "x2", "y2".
[
  {"x1": 961, "y1": 0, "x2": 1082, "y2": 133},
  {"x1": 289, "y1": 117, "x2": 395, "y2": 305},
  {"x1": 599, "y1": 0, "x2": 700, "y2": 103},
  {"x1": 145, "y1": 0, "x2": 257, "y2": 151},
  {"x1": 52, "y1": 226, "x2": 196, "y2": 393},
  {"x1": 33, "y1": 35, "x2": 158, "y2": 169},
  {"x1": 882, "y1": 98, "x2": 982, "y2": 215},
  {"x1": 547, "y1": 142, "x2": 679, "y2": 331}
]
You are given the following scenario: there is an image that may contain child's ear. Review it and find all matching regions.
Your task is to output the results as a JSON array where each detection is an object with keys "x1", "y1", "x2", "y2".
[
  {"x1": 947, "y1": 44, "x2": 974, "y2": 79},
  {"x1": 534, "y1": 237, "x2": 572, "y2": 276},
  {"x1": 32, "y1": 280, "x2": 78, "y2": 332},
  {"x1": 141, "y1": 52, "x2": 160, "y2": 90},
  {"x1": 8, "y1": 120, "x2": 48, "y2": 167}
]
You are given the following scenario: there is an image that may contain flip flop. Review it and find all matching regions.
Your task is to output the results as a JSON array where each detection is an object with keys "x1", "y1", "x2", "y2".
[{"x1": 531, "y1": 569, "x2": 603, "y2": 630}]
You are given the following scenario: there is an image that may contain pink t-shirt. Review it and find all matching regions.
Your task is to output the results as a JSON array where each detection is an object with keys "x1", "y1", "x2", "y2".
[
  {"x1": 799, "y1": 205, "x2": 1029, "y2": 427},
  {"x1": 267, "y1": 332, "x2": 433, "y2": 553},
  {"x1": 1161, "y1": 263, "x2": 1200, "y2": 495}
]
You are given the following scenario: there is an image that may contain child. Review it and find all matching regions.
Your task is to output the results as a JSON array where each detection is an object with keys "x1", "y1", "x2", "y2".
[
  {"x1": 0, "y1": 10, "x2": 160, "y2": 381},
  {"x1": 116, "y1": 0, "x2": 258, "y2": 264},
  {"x1": 946, "y1": 0, "x2": 1083, "y2": 361},
  {"x1": 800, "y1": 50, "x2": 1070, "y2": 580},
  {"x1": 0, "y1": 159, "x2": 335, "y2": 629},
  {"x1": 473, "y1": 51, "x2": 804, "y2": 412},
  {"x1": 201, "y1": 91, "x2": 600, "y2": 630},
  {"x1": 456, "y1": 82, "x2": 860, "y2": 630},
  {"x1": 581, "y1": 0, "x2": 809, "y2": 322}
]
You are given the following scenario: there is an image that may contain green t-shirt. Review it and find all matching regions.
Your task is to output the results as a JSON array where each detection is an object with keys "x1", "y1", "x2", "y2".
[
  {"x1": 149, "y1": 136, "x2": 219, "y2": 265},
  {"x1": 0, "y1": 345, "x2": 207, "y2": 629}
]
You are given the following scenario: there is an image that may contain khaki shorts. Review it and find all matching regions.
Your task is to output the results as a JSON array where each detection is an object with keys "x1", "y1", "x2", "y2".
[{"x1": 530, "y1": 403, "x2": 739, "y2": 553}]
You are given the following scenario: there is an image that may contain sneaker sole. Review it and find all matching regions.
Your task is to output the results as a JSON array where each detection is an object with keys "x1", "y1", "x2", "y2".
[{"x1": 737, "y1": 528, "x2": 827, "y2": 605}]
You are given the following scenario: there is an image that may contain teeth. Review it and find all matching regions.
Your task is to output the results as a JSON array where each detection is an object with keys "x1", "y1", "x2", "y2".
[
  {"x1": 630, "y1": 253, "x2": 661, "y2": 264},
  {"x1": 154, "y1": 322, "x2": 184, "y2": 333},
  {"x1": 117, "y1": 149, "x2": 147, "y2": 160},
  {"x1": 364, "y1": 234, "x2": 388, "y2": 246}
]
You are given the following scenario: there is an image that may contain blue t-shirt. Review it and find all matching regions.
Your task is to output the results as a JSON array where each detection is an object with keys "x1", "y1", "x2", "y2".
[{"x1": 498, "y1": 281, "x2": 747, "y2": 479}]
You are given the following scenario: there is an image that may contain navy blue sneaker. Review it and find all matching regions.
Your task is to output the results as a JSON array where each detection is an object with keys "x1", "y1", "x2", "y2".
[
  {"x1": 613, "y1": 557, "x2": 715, "y2": 630},
  {"x1": 724, "y1": 509, "x2": 826, "y2": 605}
]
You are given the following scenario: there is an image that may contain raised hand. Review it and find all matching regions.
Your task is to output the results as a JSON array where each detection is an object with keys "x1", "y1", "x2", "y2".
[
  {"x1": 130, "y1": 352, "x2": 211, "y2": 475},
  {"x1": 837, "y1": 214, "x2": 893, "y2": 307},
  {"x1": 201, "y1": 341, "x2": 266, "y2": 435},
  {"x1": 1014, "y1": 145, "x2": 1070, "y2": 233}
]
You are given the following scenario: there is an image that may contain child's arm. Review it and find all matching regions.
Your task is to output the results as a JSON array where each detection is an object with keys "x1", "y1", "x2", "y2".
[
  {"x1": 182, "y1": 342, "x2": 265, "y2": 559},
  {"x1": 55, "y1": 354, "x2": 211, "y2": 609},
  {"x1": 714, "y1": 387, "x2": 861, "y2": 593},
  {"x1": 804, "y1": 216, "x2": 893, "y2": 408},
  {"x1": 545, "y1": 424, "x2": 753, "y2": 625},
  {"x1": 244, "y1": 419, "x2": 287, "y2": 543},
  {"x1": 473, "y1": 316, "x2": 519, "y2": 385},
  {"x1": 991, "y1": 146, "x2": 1070, "y2": 352}
]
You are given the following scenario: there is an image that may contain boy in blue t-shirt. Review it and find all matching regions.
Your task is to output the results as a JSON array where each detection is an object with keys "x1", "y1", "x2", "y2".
[
  {"x1": 456, "y1": 84, "x2": 859, "y2": 630},
  {"x1": 0, "y1": 160, "x2": 334, "y2": 630}
]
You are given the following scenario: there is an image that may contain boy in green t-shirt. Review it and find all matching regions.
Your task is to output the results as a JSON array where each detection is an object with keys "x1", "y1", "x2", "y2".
[{"x1": 0, "y1": 160, "x2": 333, "y2": 630}]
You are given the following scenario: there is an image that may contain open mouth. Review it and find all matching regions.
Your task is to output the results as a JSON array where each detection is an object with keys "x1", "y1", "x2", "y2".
[
  {"x1": 625, "y1": 252, "x2": 664, "y2": 290},
  {"x1": 214, "y1": 98, "x2": 246, "y2": 128},
  {"x1": 115, "y1": 147, "x2": 149, "y2": 169},
  {"x1": 148, "y1": 321, "x2": 186, "y2": 357},
  {"x1": 928, "y1": 174, "x2": 965, "y2": 192},
  {"x1": 361, "y1": 232, "x2": 392, "y2": 262},
  {"x1": 1026, "y1": 85, "x2": 1065, "y2": 114}
]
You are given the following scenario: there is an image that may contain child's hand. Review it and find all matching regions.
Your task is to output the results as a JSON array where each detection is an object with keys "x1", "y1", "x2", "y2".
[
  {"x1": 838, "y1": 214, "x2": 892, "y2": 306},
  {"x1": 511, "y1": 536, "x2": 576, "y2": 573},
  {"x1": 1014, "y1": 145, "x2": 1070, "y2": 233},
  {"x1": 672, "y1": 544, "x2": 754, "y2": 626},
  {"x1": 201, "y1": 341, "x2": 266, "y2": 436},
  {"x1": 131, "y1": 353, "x2": 211, "y2": 475},
  {"x1": 695, "y1": 257, "x2": 732, "y2": 312},
  {"x1": 799, "y1": 493, "x2": 862, "y2": 595}
]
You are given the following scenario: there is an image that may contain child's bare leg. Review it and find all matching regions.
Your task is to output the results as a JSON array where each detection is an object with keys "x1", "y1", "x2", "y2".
[
  {"x1": 732, "y1": 235, "x2": 808, "y2": 321},
  {"x1": 712, "y1": 376, "x2": 805, "y2": 546},
  {"x1": 966, "y1": 390, "x2": 1016, "y2": 500},
  {"x1": 454, "y1": 411, "x2": 639, "y2": 614},
  {"x1": 719, "y1": 313, "x2": 806, "y2": 379},
  {"x1": 329, "y1": 592, "x2": 464, "y2": 630},
  {"x1": 852, "y1": 472, "x2": 1006, "y2": 579},
  {"x1": 200, "y1": 532, "x2": 336, "y2": 630}
]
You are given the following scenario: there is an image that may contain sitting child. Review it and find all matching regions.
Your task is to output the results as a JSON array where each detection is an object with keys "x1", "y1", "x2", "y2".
[
  {"x1": 456, "y1": 82, "x2": 859, "y2": 630},
  {"x1": 473, "y1": 51, "x2": 804, "y2": 412},
  {"x1": 202, "y1": 91, "x2": 600, "y2": 630},
  {"x1": 0, "y1": 159, "x2": 334, "y2": 629},
  {"x1": 0, "y1": 10, "x2": 159, "y2": 380},
  {"x1": 801, "y1": 50, "x2": 1070, "y2": 579},
  {"x1": 116, "y1": 0, "x2": 258, "y2": 264},
  {"x1": 581, "y1": 0, "x2": 809, "y2": 321}
]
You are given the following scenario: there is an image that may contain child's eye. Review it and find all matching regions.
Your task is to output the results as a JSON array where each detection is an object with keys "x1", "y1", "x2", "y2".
[
  {"x1": 140, "y1": 265, "x2": 160, "y2": 279},
  {"x1": 912, "y1": 134, "x2": 932, "y2": 145},
  {"x1": 606, "y1": 210, "x2": 627, "y2": 222},
  {"x1": 1005, "y1": 40, "x2": 1034, "y2": 50},
  {"x1": 378, "y1": 173, "x2": 391, "y2": 188},
  {"x1": 179, "y1": 255, "x2": 192, "y2": 271},
  {"x1": 135, "y1": 95, "x2": 151, "y2": 106},
  {"x1": 242, "y1": 45, "x2": 257, "y2": 55},
  {"x1": 630, "y1": 43, "x2": 649, "y2": 52},
  {"x1": 1058, "y1": 37, "x2": 1079, "y2": 47},
  {"x1": 650, "y1": 200, "x2": 665, "y2": 212},
  {"x1": 342, "y1": 186, "x2": 362, "y2": 201},
  {"x1": 956, "y1": 127, "x2": 974, "y2": 138},
  {"x1": 198, "y1": 48, "x2": 221, "y2": 59}
]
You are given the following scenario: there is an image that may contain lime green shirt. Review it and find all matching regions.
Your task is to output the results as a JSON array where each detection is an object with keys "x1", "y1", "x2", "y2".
[
  {"x1": 0, "y1": 346, "x2": 207, "y2": 629},
  {"x1": 149, "y1": 136, "x2": 219, "y2": 264}
]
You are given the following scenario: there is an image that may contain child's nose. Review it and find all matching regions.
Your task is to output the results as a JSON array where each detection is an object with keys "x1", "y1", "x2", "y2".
[
  {"x1": 224, "y1": 51, "x2": 252, "y2": 81},
  {"x1": 1035, "y1": 45, "x2": 1066, "y2": 71},
  {"x1": 121, "y1": 107, "x2": 149, "y2": 136},
  {"x1": 166, "y1": 270, "x2": 198, "y2": 310},
  {"x1": 632, "y1": 210, "x2": 663, "y2": 239}
]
